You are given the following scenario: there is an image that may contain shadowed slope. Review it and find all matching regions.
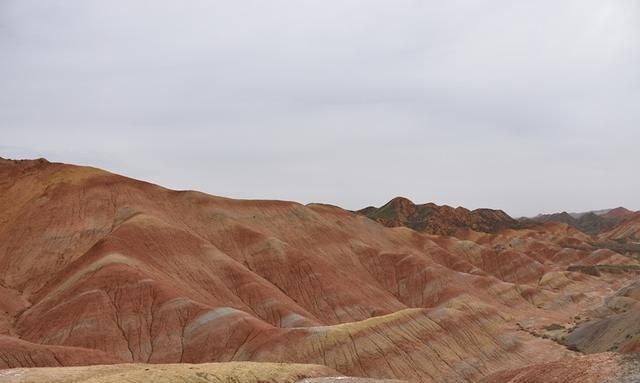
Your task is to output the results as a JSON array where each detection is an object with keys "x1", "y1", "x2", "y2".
[{"x1": 564, "y1": 281, "x2": 640, "y2": 353}]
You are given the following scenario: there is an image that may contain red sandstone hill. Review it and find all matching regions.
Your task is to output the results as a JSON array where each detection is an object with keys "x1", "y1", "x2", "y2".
[{"x1": 1, "y1": 158, "x2": 639, "y2": 382}]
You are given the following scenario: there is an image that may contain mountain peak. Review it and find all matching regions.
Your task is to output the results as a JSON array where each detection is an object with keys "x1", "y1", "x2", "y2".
[
  {"x1": 603, "y1": 207, "x2": 634, "y2": 219},
  {"x1": 386, "y1": 196, "x2": 415, "y2": 207}
]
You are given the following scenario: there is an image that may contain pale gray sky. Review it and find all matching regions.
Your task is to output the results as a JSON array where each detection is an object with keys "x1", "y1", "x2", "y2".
[{"x1": 1, "y1": 1, "x2": 639, "y2": 217}]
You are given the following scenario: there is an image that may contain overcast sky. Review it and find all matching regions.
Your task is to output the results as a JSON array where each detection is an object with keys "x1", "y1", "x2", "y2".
[{"x1": 1, "y1": 1, "x2": 639, "y2": 217}]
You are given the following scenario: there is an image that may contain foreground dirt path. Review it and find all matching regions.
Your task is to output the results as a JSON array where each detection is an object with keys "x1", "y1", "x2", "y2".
[{"x1": 0, "y1": 362, "x2": 347, "y2": 383}]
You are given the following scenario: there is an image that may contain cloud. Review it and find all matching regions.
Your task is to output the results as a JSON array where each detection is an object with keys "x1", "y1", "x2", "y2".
[{"x1": 1, "y1": 0, "x2": 639, "y2": 216}]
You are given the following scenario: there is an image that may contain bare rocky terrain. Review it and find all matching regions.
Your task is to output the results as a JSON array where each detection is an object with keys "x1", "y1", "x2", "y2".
[{"x1": 1, "y1": 157, "x2": 639, "y2": 382}]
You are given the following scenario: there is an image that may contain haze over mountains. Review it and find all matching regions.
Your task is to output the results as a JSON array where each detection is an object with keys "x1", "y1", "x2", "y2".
[
  {"x1": 524, "y1": 207, "x2": 639, "y2": 236},
  {"x1": 1, "y1": 157, "x2": 640, "y2": 382}
]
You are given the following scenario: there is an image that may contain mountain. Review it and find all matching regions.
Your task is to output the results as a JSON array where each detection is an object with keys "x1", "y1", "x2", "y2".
[
  {"x1": 357, "y1": 197, "x2": 521, "y2": 235},
  {"x1": 529, "y1": 211, "x2": 576, "y2": 225},
  {"x1": 526, "y1": 207, "x2": 637, "y2": 235},
  {"x1": 602, "y1": 207, "x2": 635, "y2": 220},
  {"x1": 600, "y1": 213, "x2": 640, "y2": 243},
  {"x1": 1, "y1": 158, "x2": 640, "y2": 382}
]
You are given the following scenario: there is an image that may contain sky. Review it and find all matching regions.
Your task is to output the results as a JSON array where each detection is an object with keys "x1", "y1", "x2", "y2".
[{"x1": 1, "y1": 1, "x2": 639, "y2": 217}]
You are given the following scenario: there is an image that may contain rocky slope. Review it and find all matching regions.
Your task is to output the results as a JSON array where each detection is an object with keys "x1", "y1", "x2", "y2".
[{"x1": 1, "y1": 158, "x2": 639, "y2": 382}]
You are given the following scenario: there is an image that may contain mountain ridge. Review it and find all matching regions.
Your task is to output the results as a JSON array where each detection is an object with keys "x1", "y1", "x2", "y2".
[{"x1": 357, "y1": 196, "x2": 522, "y2": 235}]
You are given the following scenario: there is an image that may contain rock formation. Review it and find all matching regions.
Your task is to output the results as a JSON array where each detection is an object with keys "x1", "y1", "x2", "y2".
[{"x1": 0, "y1": 158, "x2": 639, "y2": 382}]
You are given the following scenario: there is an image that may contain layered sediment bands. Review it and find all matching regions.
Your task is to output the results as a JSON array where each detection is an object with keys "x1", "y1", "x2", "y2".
[
  {"x1": 1, "y1": 159, "x2": 640, "y2": 381},
  {"x1": 238, "y1": 308, "x2": 568, "y2": 382},
  {"x1": 0, "y1": 335, "x2": 122, "y2": 368},
  {"x1": 600, "y1": 213, "x2": 640, "y2": 242}
]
